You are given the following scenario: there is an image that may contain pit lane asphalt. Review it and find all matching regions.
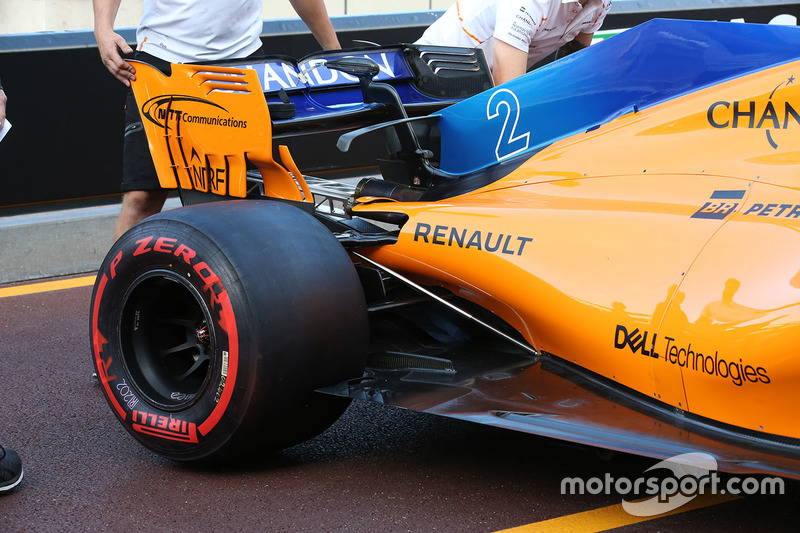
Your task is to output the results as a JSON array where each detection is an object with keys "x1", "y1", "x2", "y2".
[{"x1": 0, "y1": 276, "x2": 798, "y2": 532}]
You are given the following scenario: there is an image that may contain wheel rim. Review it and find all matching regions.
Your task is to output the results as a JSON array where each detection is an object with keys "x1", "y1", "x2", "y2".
[{"x1": 120, "y1": 271, "x2": 215, "y2": 410}]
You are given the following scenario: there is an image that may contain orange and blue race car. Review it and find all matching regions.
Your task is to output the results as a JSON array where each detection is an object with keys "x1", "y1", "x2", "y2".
[{"x1": 91, "y1": 18, "x2": 800, "y2": 479}]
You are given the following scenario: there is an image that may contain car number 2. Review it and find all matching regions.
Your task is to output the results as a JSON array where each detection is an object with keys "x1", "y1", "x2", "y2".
[{"x1": 486, "y1": 88, "x2": 531, "y2": 162}]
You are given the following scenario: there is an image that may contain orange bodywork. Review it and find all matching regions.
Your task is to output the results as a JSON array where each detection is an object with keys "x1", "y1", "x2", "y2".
[{"x1": 353, "y1": 60, "x2": 800, "y2": 439}]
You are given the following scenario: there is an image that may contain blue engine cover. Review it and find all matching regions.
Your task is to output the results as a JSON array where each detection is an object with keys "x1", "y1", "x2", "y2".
[{"x1": 434, "y1": 18, "x2": 800, "y2": 175}]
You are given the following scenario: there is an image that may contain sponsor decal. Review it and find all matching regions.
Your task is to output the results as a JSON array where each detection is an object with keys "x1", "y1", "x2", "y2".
[
  {"x1": 692, "y1": 190, "x2": 800, "y2": 220},
  {"x1": 614, "y1": 324, "x2": 659, "y2": 358},
  {"x1": 508, "y1": 22, "x2": 530, "y2": 45},
  {"x1": 691, "y1": 190, "x2": 745, "y2": 220},
  {"x1": 614, "y1": 324, "x2": 771, "y2": 386},
  {"x1": 742, "y1": 202, "x2": 800, "y2": 218},
  {"x1": 131, "y1": 410, "x2": 199, "y2": 443},
  {"x1": 413, "y1": 222, "x2": 533, "y2": 256},
  {"x1": 706, "y1": 75, "x2": 798, "y2": 149},
  {"x1": 515, "y1": 11, "x2": 533, "y2": 27},
  {"x1": 239, "y1": 51, "x2": 410, "y2": 93},
  {"x1": 188, "y1": 147, "x2": 226, "y2": 194},
  {"x1": 139, "y1": 95, "x2": 248, "y2": 195},
  {"x1": 140, "y1": 95, "x2": 247, "y2": 131}
]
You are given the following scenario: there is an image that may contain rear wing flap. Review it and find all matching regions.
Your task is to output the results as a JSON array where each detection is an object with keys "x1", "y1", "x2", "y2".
[{"x1": 212, "y1": 44, "x2": 493, "y2": 136}]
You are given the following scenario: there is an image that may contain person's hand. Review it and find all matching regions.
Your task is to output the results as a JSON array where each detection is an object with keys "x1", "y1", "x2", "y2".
[
  {"x1": 95, "y1": 28, "x2": 136, "y2": 85},
  {"x1": 0, "y1": 89, "x2": 7, "y2": 130}
]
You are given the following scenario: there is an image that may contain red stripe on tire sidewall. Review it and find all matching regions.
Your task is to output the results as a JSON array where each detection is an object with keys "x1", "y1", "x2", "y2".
[
  {"x1": 199, "y1": 288, "x2": 238, "y2": 436},
  {"x1": 91, "y1": 274, "x2": 127, "y2": 419}
]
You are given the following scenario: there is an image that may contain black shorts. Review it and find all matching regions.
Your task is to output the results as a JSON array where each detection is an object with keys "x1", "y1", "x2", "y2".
[{"x1": 121, "y1": 47, "x2": 265, "y2": 192}]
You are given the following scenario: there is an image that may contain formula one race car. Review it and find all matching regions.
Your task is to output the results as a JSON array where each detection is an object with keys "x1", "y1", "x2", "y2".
[{"x1": 91, "y1": 19, "x2": 800, "y2": 479}]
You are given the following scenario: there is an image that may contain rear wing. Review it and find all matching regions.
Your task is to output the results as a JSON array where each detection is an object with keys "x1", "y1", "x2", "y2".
[{"x1": 129, "y1": 45, "x2": 492, "y2": 201}]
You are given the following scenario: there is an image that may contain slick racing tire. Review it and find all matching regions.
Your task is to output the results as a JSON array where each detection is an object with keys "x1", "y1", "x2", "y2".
[{"x1": 90, "y1": 200, "x2": 368, "y2": 462}]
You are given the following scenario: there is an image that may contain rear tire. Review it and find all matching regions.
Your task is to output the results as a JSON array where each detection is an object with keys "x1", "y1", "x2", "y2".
[{"x1": 90, "y1": 200, "x2": 367, "y2": 461}]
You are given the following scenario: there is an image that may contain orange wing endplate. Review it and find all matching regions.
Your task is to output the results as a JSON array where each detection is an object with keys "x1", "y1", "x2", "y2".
[{"x1": 130, "y1": 61, "x2": 309, "y2": 202}]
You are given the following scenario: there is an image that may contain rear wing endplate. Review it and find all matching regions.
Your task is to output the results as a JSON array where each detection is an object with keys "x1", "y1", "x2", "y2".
[{"x1": 130, "y1": 61, "x2": 310, "y2": 202}]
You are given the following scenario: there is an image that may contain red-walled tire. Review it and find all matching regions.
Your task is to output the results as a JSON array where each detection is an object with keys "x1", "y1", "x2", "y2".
[{"x1": 90, "y1": 200, "x2": 367, "y2": 462}]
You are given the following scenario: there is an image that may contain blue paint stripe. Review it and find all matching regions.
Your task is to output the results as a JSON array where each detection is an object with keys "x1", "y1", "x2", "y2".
[{"x1": 711, "y1": 190, "x2": 747, "y2": 200}]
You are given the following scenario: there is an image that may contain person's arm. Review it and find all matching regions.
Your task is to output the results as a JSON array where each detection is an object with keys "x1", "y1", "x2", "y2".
[
  {"x1": 554, "y1": 32, "x2": 592, "y2": 60},
  {"x1": 573, "y1": 31, "x2": 594, "y2": 48},
  {"x1": 93, "y1": 0, "x2": 136, "y2": 85},
  {"x1": 0, "y1": 87, "x2": 8, "y2": 130},
  {"x1": 288, "y1": 0, "x2": 341, "y2": 50},
  {"x1": 491, "y1": 1, "x2": 539, "y2": 85},
  {"x1": 492, "y1": 39, "x2": 529, "y2": 85},
  {"x1": 0, "y1": 82, "x2": 6, "y2": 131}
]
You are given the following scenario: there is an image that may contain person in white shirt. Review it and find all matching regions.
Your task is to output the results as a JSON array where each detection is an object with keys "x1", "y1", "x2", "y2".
[
  {"x1": 416, "y1": 0, "x2": 611, "y2": 85},
  {"x1": 93, "y1": 0, "x2": 341, "y2": 240},
  {"x1": 0, "y1": 75, "x2": 7, "y2": 131}
]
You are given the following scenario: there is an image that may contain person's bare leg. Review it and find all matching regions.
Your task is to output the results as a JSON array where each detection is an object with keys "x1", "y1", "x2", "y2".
[{"x1": 114, "y1": 189, "x2": 169, "y2": 240}]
